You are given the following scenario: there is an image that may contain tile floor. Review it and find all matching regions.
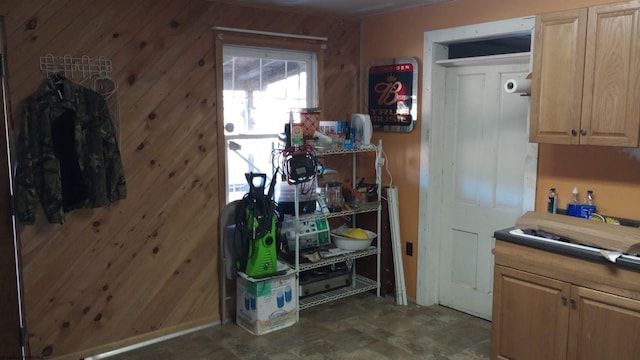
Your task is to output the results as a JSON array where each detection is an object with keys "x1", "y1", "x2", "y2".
[{"x1": 106, "y1": 293, "x2": 491, "y2": 360}]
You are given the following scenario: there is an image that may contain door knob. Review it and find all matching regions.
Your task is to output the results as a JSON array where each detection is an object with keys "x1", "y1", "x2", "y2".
[
  {"x1": 580, "y1": 129, "x2": 587, "y2": 136},
  {"x1": 571, "y1": 129, "x2": 578, "y2": 136}
]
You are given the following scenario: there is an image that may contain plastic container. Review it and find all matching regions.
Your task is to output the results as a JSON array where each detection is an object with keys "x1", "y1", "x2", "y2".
[
  {"x1": 276, "y1": 177, "x2": 317, "y2": 215},
  {"x1": 331, "y1": 229, "x2": 377, "y2": 250},
  {"x1": 567, "y1": 189, "x2": 596, "y2": 219},
  {"x1": 585, "y1": 190, "x2": 594, "y2": 205},
  {"x1": 582, "y1": 190, "x2": 596, "y2": 218},
  {"x1": 325, "y1": 182, "x2": 344, "y2": 212},
  {"x1": 569, "y1": 187, "x2": 579, "y2": 204},
  {"x1": 567, "y1": 187, "x2": 581, "y2": 217}
]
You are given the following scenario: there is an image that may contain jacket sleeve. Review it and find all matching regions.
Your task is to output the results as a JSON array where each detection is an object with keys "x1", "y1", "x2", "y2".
[
  {"x1": 15, "y1": 101, "x2": 38, "y2": 225},
  {"x1": 97, "y1": 96, "x2": 127, "y2": 202}
]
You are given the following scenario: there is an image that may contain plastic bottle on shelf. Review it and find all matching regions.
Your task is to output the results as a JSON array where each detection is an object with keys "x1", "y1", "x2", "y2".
[
  {"x1": 566, "y1": 187, "x2": 580, "y2": 217},
  {"x1": 585, "y1": 190, "x2": 594, "y2": 205},
  {"x1": 581, "y1": 189, "x2": 596, "y2": 219},
  {"x1": 547, "y1": 188, "x2": 558, "y2": 214},
  {"x1": 569, "y1": 187, "x2": 579, "y2": 204}
]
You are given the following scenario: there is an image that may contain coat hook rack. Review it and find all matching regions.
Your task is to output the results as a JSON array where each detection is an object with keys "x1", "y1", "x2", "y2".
[
  {"x1": 39, "y1": 53, "x2": 113, "y2": 80},
  {"x1": 39, "y1": 53, "x2": 121, "y2": 144}
]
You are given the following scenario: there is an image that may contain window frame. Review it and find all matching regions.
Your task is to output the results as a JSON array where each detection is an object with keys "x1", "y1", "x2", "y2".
[
  {"x1": 222, "y1": 44, "x2": 318, "y2": 112},
  {"x1": 213, "y1": 31, "x2": 325, "y2": 209}
]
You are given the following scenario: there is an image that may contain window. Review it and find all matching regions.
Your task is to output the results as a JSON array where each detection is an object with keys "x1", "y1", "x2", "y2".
[{"x1": 222, "y1": 45, "x2": 318, "y2": 202}]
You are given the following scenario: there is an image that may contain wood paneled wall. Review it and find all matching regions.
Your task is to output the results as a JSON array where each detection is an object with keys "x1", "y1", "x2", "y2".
[{"x1": 0, "y1": 1, "x2": 360, "y2": 359}]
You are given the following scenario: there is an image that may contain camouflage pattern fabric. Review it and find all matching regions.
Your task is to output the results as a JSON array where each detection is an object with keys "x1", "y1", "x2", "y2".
[{"x1": 15, "y1": 76, "x2": 127, "y2": 225}]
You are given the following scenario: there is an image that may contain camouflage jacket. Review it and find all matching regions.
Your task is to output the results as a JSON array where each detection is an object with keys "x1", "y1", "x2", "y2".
[{"x1": 15, "y1": 76, "x2": 127, "y2": 225}]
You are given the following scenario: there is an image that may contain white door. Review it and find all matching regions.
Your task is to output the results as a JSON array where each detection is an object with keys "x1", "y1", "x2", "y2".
[{"x1": 438, "y1": 62, "x2": 532, "y2": 319}]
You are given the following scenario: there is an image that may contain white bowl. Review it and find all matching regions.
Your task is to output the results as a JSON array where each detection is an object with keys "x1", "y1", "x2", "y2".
[{"x1": 331, "y1": 229, "x2": 377, "y2": 250}]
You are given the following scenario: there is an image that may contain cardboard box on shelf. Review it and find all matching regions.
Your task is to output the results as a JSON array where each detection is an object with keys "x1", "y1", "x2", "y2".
[
  {"x1": 236, "y1": 266, "x2": 298, "y2": 335},
  {"x1": 316, "y1": 169, "x2": 338, "y2": 187},
  {"x1": 300, "y1": 108, "x2": 321, "y2": 137},
  {"x1": 319, "y1": 120, "x2": 346, "y2": 136}
]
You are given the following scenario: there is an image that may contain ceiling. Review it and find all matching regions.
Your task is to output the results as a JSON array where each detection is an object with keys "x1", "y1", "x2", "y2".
[{"x1": 227, "y1": 0, "x2": 452, "y2": 17}]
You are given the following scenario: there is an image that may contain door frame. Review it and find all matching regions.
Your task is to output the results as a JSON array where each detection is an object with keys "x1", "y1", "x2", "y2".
[
  {"x1": 416, "y1": 16, "x2": 537, "y2": 307},
  {"x1": 0, "y1": 15, "x2": 27, "y2": 359}
]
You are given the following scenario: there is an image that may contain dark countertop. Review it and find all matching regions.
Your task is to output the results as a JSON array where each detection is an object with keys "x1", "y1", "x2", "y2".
[{"x1": 494, "y1": 227, "x2": 640, "y2": 272}]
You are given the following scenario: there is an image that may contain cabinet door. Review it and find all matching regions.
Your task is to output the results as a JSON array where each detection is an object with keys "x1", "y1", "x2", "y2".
[
  {"x1": 580, "y1": 1, "x2": 640, "y2": 146},
  {"x1": 530, "y1": 9, "x2": 587, "y2": 144},
  {"x1": 491, "y1": 266, "x2": 571, "y2": 360},
  {"x1": 568, "y1": 286, "x2": 640, "y2": 360}
]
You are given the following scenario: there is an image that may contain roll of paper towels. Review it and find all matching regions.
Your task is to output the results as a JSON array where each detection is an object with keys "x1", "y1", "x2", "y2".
[{"x1": 504, "y1": 79, "x2": 532, "y2": 94}]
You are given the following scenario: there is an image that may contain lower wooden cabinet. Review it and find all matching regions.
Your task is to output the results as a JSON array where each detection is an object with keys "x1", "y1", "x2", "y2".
[
  {"x1": 492, "y1": 266, "x2": 570, "y2": 360},
  {"x1": 491, "y1": 240, "x2": 640, "y2": 360},
  {"x1": 568, "y1": 286, "x2": 640, "y2": 360}
]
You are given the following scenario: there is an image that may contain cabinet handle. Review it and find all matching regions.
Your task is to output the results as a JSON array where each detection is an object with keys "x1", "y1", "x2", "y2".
[
  {"x1": 561, "y1": 295, "x2": 568, "y2": 304},
  {"x1": 571, "y1": 129, "x2": 578, "y2": 136},
  {"x1": 580, "y1": 129, "x2": 587, "y2": 136},
  {"x1": 570, "y1": 298, "x2": 577, "y2": 306}
]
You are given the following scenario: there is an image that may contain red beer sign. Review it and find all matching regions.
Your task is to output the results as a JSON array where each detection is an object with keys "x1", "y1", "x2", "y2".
[{"x1": 368, "y1": 63, "x2": 414, "y2": 128}]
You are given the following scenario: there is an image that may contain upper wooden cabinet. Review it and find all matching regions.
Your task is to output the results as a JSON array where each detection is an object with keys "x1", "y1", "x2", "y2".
[{"x1": 530, "y1": 1, "x2": 640, "y2": 146}]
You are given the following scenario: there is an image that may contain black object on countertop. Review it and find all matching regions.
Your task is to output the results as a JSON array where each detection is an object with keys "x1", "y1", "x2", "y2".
[
  {"x1": 494, "y1": 227, "x2": 640, "y2": 271},
  {"x1": 522, "y1": 228, "x2": 561, "y2": 240}
]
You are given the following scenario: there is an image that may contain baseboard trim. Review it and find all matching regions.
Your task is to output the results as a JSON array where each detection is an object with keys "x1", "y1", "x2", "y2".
[{"x1": 85, "y1": 321, "x2": 219, "y2": 359}]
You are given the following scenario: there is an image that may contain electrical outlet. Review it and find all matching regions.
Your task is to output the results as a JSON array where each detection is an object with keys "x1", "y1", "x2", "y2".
[{"x1": 406, "y1": 242, "x2": 413, "y2": 256}]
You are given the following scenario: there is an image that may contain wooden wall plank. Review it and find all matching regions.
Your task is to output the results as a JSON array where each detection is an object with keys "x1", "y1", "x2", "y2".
[
  {"x1": 120, "y1": 31, "x2": 216, "y2": 155},
  {"x1": 1, "y1": 0, "x2": 360, "y2": 359},
  {"x1": 115, "y1": 1, "x2": 212, "y2": 108},
  {"x1": 5, "y1": 0, "x2": 72, "y2": 50},
  {"x1": 6, "y1": 0, "x2": 98, "y2": 96},
  {"x1": 0, "y1": 1, "x2": 48, "y2": 36}
]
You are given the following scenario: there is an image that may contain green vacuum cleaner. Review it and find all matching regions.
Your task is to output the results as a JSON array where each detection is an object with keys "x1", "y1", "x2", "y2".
[{"x1": 234, "y1": 172, "x2": 279, "y2": 278}]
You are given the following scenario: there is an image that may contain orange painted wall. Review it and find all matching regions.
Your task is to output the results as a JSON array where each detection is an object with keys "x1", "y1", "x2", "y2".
[{"x1": 361, "y1": 0, "x2": 640, "y2": 300}]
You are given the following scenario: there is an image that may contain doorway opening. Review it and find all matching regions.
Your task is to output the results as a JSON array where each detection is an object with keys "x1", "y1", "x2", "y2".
[{"x1": 417, "y1": 16, "x2": 538, "y2": 319}]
